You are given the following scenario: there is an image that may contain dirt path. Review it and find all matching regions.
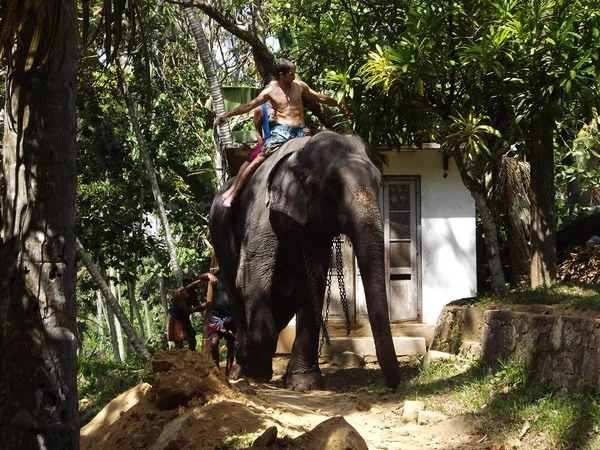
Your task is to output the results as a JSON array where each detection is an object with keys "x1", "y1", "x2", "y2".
[
  {"x1": 80, "y1": 351, "x2": 497, "y2": 450},
  {"x1": 243, "y1": 358, "x2": 493, "y2": 450}
]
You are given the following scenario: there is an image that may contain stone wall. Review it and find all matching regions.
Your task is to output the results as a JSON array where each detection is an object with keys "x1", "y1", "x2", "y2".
[{"x1": 431, "y1": 306, "x2": 600, "y2": 392}]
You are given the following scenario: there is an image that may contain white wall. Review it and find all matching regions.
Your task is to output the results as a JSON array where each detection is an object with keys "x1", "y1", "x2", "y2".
[{"x1": 383, "y1": 150, "x2": 477, "y2": 324}]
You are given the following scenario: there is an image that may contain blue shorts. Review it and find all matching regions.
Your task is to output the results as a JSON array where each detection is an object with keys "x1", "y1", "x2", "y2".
[{"x1": 261, "y1": 124, "x2": 306, "y2": 155}]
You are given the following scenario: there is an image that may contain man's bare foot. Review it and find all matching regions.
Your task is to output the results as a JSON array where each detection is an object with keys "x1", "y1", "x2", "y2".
[
  {"x1": 222, "y1": 186, "x2": 235, "y2": 202},
  {"x1": 223, "y1": 193, "x2": 236, "y2": 208}
]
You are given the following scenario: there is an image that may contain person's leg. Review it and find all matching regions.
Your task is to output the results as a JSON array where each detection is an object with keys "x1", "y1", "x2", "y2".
[
  {"x1": 222, "y1": 161, "x2": 248, "y2": 202},
  {"x1": 225, "y1": 336, "x2": 235, "y2": 377},
  {"x1": 223, "y1": 154, "x2": 266, "y2": 207},
  {"x1": 209, "y1": 335, "x2": 220, "y2": 367},
  {"x1": 223, "y1": 143, "x2": 264, "y2": 202},
  {"x1": 184, "y1": 324, "x2": 197, "y2": 351}
]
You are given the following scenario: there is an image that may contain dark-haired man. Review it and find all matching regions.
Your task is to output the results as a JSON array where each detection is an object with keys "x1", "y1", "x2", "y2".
[
  {"x1": 214, "y1": 59, "x2": 349, "y2": 207},
  {"x1": 167, "y1": 272, "x2": 217, "y2": 351}
]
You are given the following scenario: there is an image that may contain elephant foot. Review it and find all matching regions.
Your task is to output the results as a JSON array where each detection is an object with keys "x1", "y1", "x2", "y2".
[
  {"x1": 230, "y1": 362, "x2": 273, "y2": 383},
  {"x1": 229, "y1": 364, "x2": 244, "y2": 381},
  {"x1": 283, "y1": 366, "x2": 324, "y2": 392}
]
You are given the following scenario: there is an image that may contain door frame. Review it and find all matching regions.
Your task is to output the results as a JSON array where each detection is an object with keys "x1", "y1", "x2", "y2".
[{"x1": 380, "y1": 175, "x2": 422, "y2": 323}]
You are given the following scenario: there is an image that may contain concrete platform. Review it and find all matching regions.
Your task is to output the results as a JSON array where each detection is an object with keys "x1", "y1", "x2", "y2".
[
  {"x1": 319, "y1": 336, "x2": 427, "y2": 357},
  {"x1": 276, "y1": 323, "x2": 434, "y2": 356}
]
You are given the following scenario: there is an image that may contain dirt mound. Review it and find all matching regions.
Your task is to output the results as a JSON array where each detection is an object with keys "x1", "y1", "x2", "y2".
[
  {"x1": 80, "y1": 350, "x2": 371, "y2": 450},
  {"x1": 81, "y1": 351, "x2": 491, "y2": 450},
  {"x1": 558, "y1": 245, "x2": 600, "y2": 283},
  {"x1": 80, "y1": 349, "x2": 272, "y2": 450}
]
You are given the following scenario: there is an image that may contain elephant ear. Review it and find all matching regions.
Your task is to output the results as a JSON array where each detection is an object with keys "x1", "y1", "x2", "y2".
[{"x1": 266, "y1": 151, "x2": 308, "y2": 226}]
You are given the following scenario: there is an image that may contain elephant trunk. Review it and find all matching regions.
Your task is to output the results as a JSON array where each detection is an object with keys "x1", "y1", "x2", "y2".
[{"x1": 344, "y1": 189, "x2": 402, "y2": 389}]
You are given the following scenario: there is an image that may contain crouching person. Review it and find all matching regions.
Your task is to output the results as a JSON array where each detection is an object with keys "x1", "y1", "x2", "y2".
[
  {"x1": 205, "y1": 267, "x2": 236, "y2": 376},
  {"x1": 167, "y1": 272, "x2": 217, "y2": 351}
]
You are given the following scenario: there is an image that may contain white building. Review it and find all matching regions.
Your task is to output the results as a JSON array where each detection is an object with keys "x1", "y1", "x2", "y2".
[{"x1": 276, "y1": 147, "x2": 478, "y2": 356}]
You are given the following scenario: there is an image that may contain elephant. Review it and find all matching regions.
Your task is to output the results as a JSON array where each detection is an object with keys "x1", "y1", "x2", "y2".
[{"x1": 209, "y1": 130, "x2": 402, "y2": 391}]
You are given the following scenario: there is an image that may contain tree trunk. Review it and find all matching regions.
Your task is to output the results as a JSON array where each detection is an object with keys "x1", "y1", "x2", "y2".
[
  {"x1": 530, "y1": 109, "x2": 556, "y2": 287},
  {"x1": 453, "y1": 153, "x2": 507, "y2": 296},
  {"x1": 183, "y1": 7, "x2": 230, "y2": 182},
  {"x1": 110, "y1": 268, "x2": 126, "y2": 360},
  {"x1": 102, "y1": 267, "x2": 122, "y2": 362},
  {"x1": 76, "y1": 239, "x2": 152, "y2": 362},
  {"x1": 153, "y1": 251, "x2": 169, "y2": 326},
  {"x1": 128, "y1": 278, "x2": 146, "y2": 342},
  {"x1": 143, "y1": 296, "x2": 153, "y2": 340},
  {"x1": 187, "y1": 1, "x2": 276, "y2": 81},
  {"x1": 115, "y1": 66, "x2": 184, "y2": 287},
  {"x1": 106, "y1": 298, "x2": 122, "y2": 362},
  {"x1": 0, "y1": 1, "x2": 79, "y2": 447},
  {"x1": 97, "y1": 290, "x2": 105, "y2": 337}
]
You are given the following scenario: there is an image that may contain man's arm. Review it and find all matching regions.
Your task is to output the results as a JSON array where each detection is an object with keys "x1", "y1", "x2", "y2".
[
  {"x1": 213, "y1": 89, "x2": 271, "y2": 127},
  {"x1": 253, "y1": 106, "x2": 265, "y2": 144},
  {"x1": 173, "y1": 290, "x2": 205, "y2": 314},
  {"x1": 297, "y1": 80, "x2": 350, "y2": 120}
]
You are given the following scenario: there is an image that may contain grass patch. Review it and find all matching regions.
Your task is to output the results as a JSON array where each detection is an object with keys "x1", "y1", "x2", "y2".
[
  {"x1": 474, "y1": 283, "x2": 600, "y2": 309},
  {"x1": 398, "y1": 357, "x2": 600, "y2": 450},
  {"x1": 214, "y1": 433, "x2": 257, "y2": 449}
]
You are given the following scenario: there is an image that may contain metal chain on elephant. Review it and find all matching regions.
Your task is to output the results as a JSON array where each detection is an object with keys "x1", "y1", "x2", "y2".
[
  {"x1": 334, "y1": 236, "x2": 351, "y2": 336},
  {"x1": 299, "y1": 233, "x2": 330, "y2": 350}
]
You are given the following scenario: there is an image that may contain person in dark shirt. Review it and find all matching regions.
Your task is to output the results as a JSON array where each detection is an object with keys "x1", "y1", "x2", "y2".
[
  {"x1": 167, "y1": 272, "x2": 217, "y2": 351},
  {"x1": 205, "y1": 267, "x2": 236, "y2": 376}
]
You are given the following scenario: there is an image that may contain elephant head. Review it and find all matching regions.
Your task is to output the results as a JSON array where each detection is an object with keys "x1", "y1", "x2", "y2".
[{"x1": 266, "y1": 131, "x2": 402, "y2": 389}]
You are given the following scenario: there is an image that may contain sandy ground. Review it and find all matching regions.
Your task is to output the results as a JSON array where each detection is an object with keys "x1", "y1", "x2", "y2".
[{"x1": 80, "y1": 350, "x2": 499, "y2": 450}]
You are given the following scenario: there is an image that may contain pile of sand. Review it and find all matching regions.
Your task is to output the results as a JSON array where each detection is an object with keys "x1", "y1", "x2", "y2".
[{"x1": 80, "y1": 349, "x2": 367, "y2": 450}]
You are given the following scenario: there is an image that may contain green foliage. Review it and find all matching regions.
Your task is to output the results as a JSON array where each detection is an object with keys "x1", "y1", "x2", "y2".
[{"x1": 214, "y1": 433, "x2": 256, "y2": 450}]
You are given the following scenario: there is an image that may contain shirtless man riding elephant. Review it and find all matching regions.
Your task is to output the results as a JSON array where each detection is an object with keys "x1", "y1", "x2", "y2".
[{"x1": 214, "y1": 59, "x2": 349, "y2": 207}]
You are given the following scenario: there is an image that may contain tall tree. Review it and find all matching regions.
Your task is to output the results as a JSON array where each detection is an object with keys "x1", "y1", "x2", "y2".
[
  {"x1": 116, "y1": 65, "x2": 185, "y2": 287},
  {"x1": 0, "y1": 1, "x2": 79, "y2": 447},
  {"x1": 76, "y1": 239, "x2": 152, "y2": 362},
  {"x1": 183, "y1": 7, "x2": 230, "y2": 182}
]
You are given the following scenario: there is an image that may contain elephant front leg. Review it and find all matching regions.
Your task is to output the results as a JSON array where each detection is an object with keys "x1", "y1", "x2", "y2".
[{"x1": 284, "y1": 307, "x2": 324, "y2": 392}]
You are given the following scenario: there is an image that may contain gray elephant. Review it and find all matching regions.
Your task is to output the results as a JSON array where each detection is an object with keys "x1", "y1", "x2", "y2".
[{"x1": 209, "y1": 131, "x2": 401, "y2": 391}]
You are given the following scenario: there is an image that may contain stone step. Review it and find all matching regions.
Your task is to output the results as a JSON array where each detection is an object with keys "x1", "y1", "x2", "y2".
[
  {"x1": 276, "y1": 323, "x2": 434, "y2": 355},
  {"x1": 319, "y1": 336, "x2": 427, "y2": 357}
]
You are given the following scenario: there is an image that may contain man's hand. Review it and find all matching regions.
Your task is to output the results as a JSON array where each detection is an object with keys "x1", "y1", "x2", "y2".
[
  {"x1": 338, "y1": 103, "x2": 350, "y2": 121},
  {"x1": 206, "y1": 273, "x2": 218, "y2": 284},
  {"x1": 192, "y1": 302, "x2": 207, "y2": 313},
  {"x1": 214, "y1": 114, "x2": 228, "y2": 127}
]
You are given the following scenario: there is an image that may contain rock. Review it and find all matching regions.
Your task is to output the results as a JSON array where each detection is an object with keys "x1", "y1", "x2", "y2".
[
  {"x1": 253, "y1": 426, "x2": 278, "y2": 447},
  {"x1": 356, "y1": 397, "x2": 372, "y2": 412},
  {"x1": 402, "y1": 400, "x2": 425, "y2": 422},
  {"x1": 80, "y1": 382, "x2": 151, "y2": 449},
  {"x1": 293, "y1": 416, "x2": 369, "y2": 450},
  {"x1": 421, "y1": 350, "x2": 454, "y2": 369},
  {"x1": 461, "y1": 341, "x2": 482, "y2": 360},
  {"x1": 418, "y1": 410, "x2": 448, "y2": 425},
  {"x1": 331, "y1": 351, "x2": 365, "y2": 368}
]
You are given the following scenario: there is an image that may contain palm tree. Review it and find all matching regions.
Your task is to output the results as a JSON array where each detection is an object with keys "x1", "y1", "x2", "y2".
[{"x1": 183, "y1": 7, "x2": 231, "y2": 183}]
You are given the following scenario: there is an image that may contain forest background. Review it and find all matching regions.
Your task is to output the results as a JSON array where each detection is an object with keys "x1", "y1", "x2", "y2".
[{"x1": 2, "y1": 0, "x2": 600, "y2": 448}]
